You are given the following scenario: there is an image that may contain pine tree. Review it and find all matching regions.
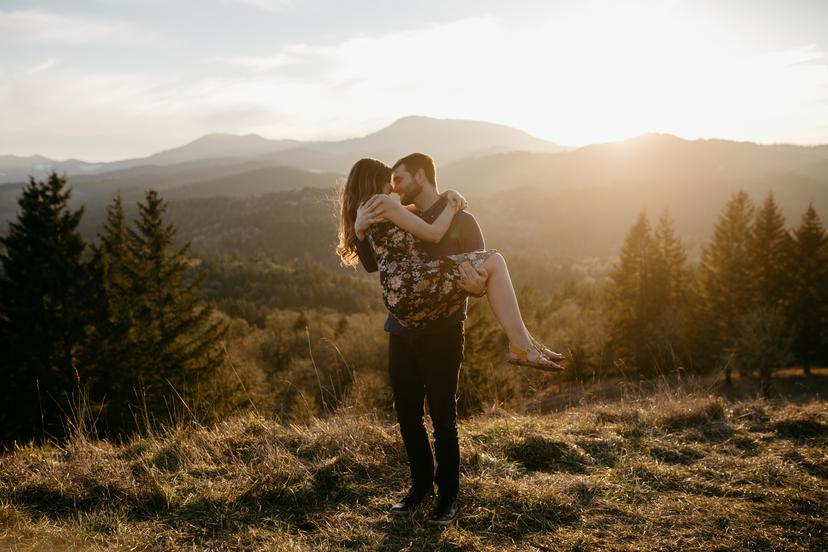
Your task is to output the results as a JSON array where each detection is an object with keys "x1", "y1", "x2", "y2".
[
  {"x1": 651, "y1": 209, "x2": 688, "y2": 309},
  {"x1": 697, "y1": 190, "x2": 755, "y2": 380},
  {"x1": 607, "y1": 211, "x2": 655, "y2": 373},
  {"x1": 0, "y1": 172, "x2": 91, "y2": 444},
  {"x1": 788, "y1": 204, "x2": 828, "y2": 374},
  {"x1": 123, "y1": 190, "x2": 226, "y2": 428},
  {"x1": 81, "y1": 194, "x2": 139, "y2": 434},
  {"x1": 750, "y1": 192, "x2": 790, "y2": 307},
  {"x1": 648, "y1": 209, "x2": 689, "y2": 367}
]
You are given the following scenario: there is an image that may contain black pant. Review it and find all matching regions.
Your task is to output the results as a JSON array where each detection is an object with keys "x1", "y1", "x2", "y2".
[{"x1": 388, "y1": 323, "x2": 464, "y2": 500}]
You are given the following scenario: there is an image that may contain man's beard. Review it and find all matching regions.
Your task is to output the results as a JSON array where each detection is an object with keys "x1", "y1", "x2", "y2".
[{"x1": 399, "y1": 181, "x2": 422, "y2": 206}]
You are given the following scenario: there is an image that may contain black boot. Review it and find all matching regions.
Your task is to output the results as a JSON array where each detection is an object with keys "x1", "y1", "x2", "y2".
[
  {"x1": 427, "y1": 495, "x2": 459, "y2": 526},
  {"x1": 390, "y1": 486, "x2": 433, "y2": 515}
]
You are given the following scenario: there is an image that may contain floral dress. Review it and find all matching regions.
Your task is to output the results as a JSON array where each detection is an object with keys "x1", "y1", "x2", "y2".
[{"x1": 366, "y1": 221, "x2": 496, "y2": 328}]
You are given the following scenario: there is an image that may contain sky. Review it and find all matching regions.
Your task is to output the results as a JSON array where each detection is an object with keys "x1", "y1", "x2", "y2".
[{"x1": 2, "y1": 0, "x2": 828, "y2": 161}]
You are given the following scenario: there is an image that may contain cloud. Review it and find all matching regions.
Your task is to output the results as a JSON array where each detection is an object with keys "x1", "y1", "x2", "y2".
[
  {"x1": 0, "y1": 67, "x2": 196, "y2": 159},
  {"x1": 230, "y1": 0, "x2": 296, "y2": 13},
  {"x1": 2, "y1": 6, "x2": 827, "y2": 160},
  {"x1": 0, "y1": 9, "x2": 157, "y2": 44},
  {"x1": 28, "y1": 59, "x2": 59, "y2": 74},
  {"x1": 221, "y1": 45, "x2": 312, "y2": 72},
  {"x1": 221, "y1": 17, "x2": 507, "y2": 105},
  {"x1": 223, "y1": 10, "x2": 828, "y2": 146}
]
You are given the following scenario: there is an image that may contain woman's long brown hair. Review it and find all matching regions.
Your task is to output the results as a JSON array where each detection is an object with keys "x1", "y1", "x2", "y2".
[{"x1": 337, "y1": 158, "x2": 392, "y2": 266}]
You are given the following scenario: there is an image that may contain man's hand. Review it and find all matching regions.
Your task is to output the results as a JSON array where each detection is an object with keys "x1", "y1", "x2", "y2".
[
  {"x1": 457, "y1": 261, "x2": 488, "y2": 297},
  {"x1": 355, "y1": 196, "x2": 387, "y2": 240}
]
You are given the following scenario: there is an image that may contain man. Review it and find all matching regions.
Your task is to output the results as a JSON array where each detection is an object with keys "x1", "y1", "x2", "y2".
[{"x1": 355, "y1": 153, "x2": 487, "y2": 526}]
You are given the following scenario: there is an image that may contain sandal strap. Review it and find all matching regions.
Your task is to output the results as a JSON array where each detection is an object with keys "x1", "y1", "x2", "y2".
[
  {"x1": 529, "y1": 334, "x2": 565, "y2": 361},
  {"x1": 508, "y1": 342, "x2": 564, "y2": 371},
  {"x1": 508, "y1": 342, "x2": 543, "y2": 362}
]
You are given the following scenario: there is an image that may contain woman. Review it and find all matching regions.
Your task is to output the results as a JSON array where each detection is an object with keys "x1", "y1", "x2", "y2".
[{"x1": 337, "y1": 158, "x2": 564, "y2": 371}]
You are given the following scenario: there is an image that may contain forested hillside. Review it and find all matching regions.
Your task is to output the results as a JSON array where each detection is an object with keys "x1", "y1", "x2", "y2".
[{"x1": 2, "y1": 171, "x2": 825, "y2": 447}]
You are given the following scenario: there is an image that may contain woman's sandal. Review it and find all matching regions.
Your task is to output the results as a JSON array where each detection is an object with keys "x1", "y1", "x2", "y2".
[
  {"x1": 529, "y1": 334, "x2": 566, "y2": 361},
  {"x1": 507, "y1": 343, "x2": 564, "y2": 372}
]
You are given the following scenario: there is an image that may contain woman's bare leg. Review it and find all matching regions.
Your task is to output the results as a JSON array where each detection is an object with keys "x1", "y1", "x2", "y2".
[{"x1": 479, "y1": 253, "x2": 533, "y2": 349}]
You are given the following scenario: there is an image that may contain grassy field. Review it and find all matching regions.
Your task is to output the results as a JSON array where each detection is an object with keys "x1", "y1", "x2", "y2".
[{"x1": 1, "y1": 373, "x2": 826, "y2": 551}]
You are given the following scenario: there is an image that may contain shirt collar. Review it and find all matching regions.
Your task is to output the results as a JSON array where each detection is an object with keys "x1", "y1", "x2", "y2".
[{"x1": 420, "y1": 196, "x2": 448, "y2": 222}]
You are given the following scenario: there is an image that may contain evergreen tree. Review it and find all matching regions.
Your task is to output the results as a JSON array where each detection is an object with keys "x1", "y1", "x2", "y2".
[
  {"x1": 787, "y1": 204, "x2": 828, "y2": 374},
  {"x1": 649, "y1": 209, "x2": 689, "y2": 367},
  {"x1": 81, "y1": 194, "x2": 138, "y2": 434},
  {"x1": 0, "y1": 172, "x2": 90, "y2": 444},
  {"x1": 750, "y1": 192, "x2": 790, "y2": 307},
  {"x1": 697, "y1": 190, "x2": 755, "y2": 380},
  {"x1": 651, "y1": 209, "x2": 688, "y2": 309},
  {"x1": 122, "y1": 190, "x2": 226, "y2": 428},
  {"x1": 607, "y1": 211, "x2": 655, "y2": 373}
]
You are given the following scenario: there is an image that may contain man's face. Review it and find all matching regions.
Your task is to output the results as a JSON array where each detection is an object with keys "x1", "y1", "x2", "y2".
[{"x1": 392, "y1": 164, "x2": 422, "y2": 206}]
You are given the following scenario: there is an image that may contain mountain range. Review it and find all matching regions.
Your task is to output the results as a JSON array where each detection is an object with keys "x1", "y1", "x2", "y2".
[
  {"x1": 0, "y1": 116, "x2": 563, "y2": 184},
  {"x1": 1, "y1": 116, "x2": 826, "y2": 261}
]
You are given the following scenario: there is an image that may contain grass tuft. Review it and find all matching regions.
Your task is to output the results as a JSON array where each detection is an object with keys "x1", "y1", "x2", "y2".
[
  {"x1": 507, "y1": 435, "x2": 588, "y2": 473},
  {"x1": 653, "y1": 396, "x2": 727, "y2": 432},
  {"x1": 1, "y1": 387, "x2": 825, "y2": 550},
  {"x1": 772, "y1": 415, "x2": 827, "y2": 439}
]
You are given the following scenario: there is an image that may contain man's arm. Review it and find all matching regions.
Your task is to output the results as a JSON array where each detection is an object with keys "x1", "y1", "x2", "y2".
[
  {"x1": 355, "y1": 236, "x2": 378, "y2": 273},
  {"x1": 457, "y1": 212, "x2": 488, "y2": 297},
  {"x1": 459, "y1": 211, "x2": 485, "y2": 252}
]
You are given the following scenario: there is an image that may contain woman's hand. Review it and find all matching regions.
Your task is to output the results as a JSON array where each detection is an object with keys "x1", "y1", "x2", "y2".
[
  {"x1": 378, "y1": 191, "x2": 456, "y2": 243},
  {"x1": 443, "y1": 189, "x2": 467, "y2": 213},
  {"x1": 355, "y1": 195, "x2": 387, "y2": 240}
]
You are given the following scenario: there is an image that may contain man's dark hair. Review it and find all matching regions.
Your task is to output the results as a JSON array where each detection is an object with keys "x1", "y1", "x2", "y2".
[{"x1": 392, "y1": 153, "x2": 436, "y2": 187}]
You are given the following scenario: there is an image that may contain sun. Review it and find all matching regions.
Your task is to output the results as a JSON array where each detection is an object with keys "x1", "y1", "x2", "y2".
[{"x1": 484, "y1": 2, "x2": 820, "y2": 147}]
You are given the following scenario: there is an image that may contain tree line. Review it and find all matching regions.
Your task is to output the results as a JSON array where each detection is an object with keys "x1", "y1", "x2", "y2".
[
  {"x1": 197, "y1": 257, "x2": 382, "y2": 328},
  {"x1": 606, "y1": 190, "x2": 828, "y2": 391},
  {"x1": 0, "y1": 173, "x2": 225, "y2": 446}
]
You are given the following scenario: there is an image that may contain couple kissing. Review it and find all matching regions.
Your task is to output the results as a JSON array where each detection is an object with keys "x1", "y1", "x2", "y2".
[{"x1": 337, "y1": 153, "x2": 565, "y2": 526}]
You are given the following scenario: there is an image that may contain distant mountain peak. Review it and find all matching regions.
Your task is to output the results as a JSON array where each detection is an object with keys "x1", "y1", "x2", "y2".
[
  {"x1": 384, "y1": 115, "x2": 531, "y2": 132},
  {"x1": 360, "y1": 115, "x2": 563, "y2": 155},
  {"x1": 622, "y1": 132, "x2": 687, "y2": 145},
  {"x1": 391, "y1": 115, "x2": 431, "y2": 123},
  {"x1": 0, "y1": 153, "x2": 53, "y2": 162},
  {"x1": 186, "y1": 132, "x2": 269, "y2": 144},
  {"x1": 638, "y1": 132, "x2": 683, "y2": 140}
]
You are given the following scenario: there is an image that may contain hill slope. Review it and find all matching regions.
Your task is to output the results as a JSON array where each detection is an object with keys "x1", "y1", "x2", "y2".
[
  {"x1": 441, "y1": 134, "x2": 828, "y2": 195},
  {"x1": 1, "y1": 390, "x2": 825, "y2": 550}
]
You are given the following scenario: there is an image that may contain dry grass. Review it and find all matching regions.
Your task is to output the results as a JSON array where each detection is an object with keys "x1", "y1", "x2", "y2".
[{"x1": 1, "y1": 387, "x2": 826, "y2": 551}]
